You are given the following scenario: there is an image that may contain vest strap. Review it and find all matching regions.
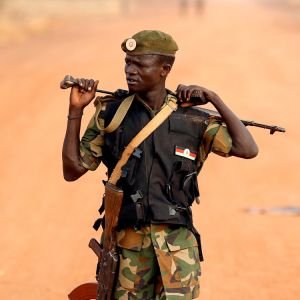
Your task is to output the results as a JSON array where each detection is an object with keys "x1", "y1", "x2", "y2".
[{"x1": 95, "y1": 94, "x2": 135, "y2": 133}]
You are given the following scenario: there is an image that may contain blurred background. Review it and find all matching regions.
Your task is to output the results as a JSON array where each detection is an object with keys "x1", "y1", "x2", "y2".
[{"x1": 0, "y1": 0, "x2": 299, "y2": 299}]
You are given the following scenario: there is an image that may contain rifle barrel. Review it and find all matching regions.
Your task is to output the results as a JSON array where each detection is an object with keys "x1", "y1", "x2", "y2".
[
  {"x1": 96, "y1": 89, "x2": 114, "y2": 95},
  {"x1": 241, "y1": 120, "x2": 286, "y2": 134},
  {"x1": 195, "y1": 107, "x2": 285, "y2": 134}
]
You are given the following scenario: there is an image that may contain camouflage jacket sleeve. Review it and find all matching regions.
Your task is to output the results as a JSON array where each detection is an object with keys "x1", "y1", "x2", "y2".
[
  {"x1": 80, "y1": 98, "x2": 105, "y2": 171},
  {"x1": 197, "y1": 118, "x2": 232, "y2": 170}
]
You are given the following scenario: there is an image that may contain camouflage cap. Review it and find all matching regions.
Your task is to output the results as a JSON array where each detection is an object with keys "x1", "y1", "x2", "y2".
[{"x1": 121, "y1": 30, "x2": 179, "y2": 57}]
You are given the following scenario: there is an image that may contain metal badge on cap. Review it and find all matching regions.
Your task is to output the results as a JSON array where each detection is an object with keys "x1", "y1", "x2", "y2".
[{"x1": 125, "y1": 38, "x2": 137, "y2": 51}]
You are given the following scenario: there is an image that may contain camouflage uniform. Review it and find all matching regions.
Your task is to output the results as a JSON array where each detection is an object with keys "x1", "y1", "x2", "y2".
[
  {"x1": 114, "y1": 225, "x2": 201, "y2": 300},
  {"x1": 80, "y1": 96, "x2": 232, "y2": 299}
]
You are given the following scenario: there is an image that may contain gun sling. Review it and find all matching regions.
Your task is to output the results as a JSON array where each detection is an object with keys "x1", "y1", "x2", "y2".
[{"x1": 95, "y1": 94, "x2": 135, "y2": 133}]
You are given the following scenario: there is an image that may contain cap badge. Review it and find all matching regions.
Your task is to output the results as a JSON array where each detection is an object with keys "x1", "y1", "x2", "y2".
[{"x1": 125, "y1": 38, "x2": 137, "y2": 51}]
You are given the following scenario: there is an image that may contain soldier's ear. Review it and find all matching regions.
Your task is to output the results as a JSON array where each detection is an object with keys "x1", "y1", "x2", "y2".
[{"x1": 161, "y1": 63, "x2": 172, "y2": 77}]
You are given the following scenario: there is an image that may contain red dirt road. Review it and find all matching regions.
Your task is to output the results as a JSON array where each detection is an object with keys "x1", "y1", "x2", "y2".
[{"x1": 0, "y1": 1, "x2": 299, "y2": 299}]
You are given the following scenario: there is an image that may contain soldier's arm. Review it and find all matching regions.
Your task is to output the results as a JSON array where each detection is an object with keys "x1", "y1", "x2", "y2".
[
  {"x1": 176, "y1": 84, "x2": 258, "y2": 159},
  {"x1": 62, "y1": 78, "x2": 99, "y2": 181},
  {"x1": 209, "y1": 96, "x2": 258, "y2": 158}
]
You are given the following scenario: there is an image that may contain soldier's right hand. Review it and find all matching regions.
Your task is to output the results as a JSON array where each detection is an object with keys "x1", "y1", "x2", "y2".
[{"x1": 69, "y1": 78, "x2": 99, "y2": 109}]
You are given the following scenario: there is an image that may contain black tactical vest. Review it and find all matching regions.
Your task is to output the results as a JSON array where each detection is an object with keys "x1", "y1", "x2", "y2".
[{"x1": 100, "y1": 95, "x2": 209, "y2": 229}]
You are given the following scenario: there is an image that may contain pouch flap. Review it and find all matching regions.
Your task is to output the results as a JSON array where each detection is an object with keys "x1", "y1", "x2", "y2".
[
  {"x1": 164, "y1": 227, "x2": 198, "y2": 251},
  {"x1": 169, "y1": 116, "x2": 199, "y2": 138},
  {"x1": 116, "y1": 228, "x2": 144, "y2": 251}
]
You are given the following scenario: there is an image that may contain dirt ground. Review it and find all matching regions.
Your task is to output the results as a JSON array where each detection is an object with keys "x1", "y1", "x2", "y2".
[{"x1": 0, "y1": 0, "x2": 299, "y2": 299}]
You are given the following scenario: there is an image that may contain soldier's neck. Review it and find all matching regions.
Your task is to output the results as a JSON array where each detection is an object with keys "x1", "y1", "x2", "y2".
[{"x1": 137, "y1": 87, "x2": 167, "y2": 111}]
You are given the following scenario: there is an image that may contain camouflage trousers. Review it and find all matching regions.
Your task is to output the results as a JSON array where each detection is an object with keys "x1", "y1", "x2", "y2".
[{"x1": 113, "y1": 224, "x2": 201, "y2": 300}]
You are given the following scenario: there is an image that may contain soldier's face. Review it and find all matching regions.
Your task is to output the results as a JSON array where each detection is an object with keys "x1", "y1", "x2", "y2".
[{"x1": 125, "y1": 54, "x2": 165, "y2": 93}]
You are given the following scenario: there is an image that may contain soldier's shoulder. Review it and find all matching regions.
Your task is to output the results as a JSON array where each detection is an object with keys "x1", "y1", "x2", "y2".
[
  {"x1": 176, "y1": 105, "x2": 210, "y2": 121},
  {"x1": 93, "y1": 94, "x2": 132, "y2": 127},
  {"x1": 94, "y1": 94, "x2": 131, "y2": 115},
  {"x1": 185, "y1": 106, "x2": 224, "y2": 123},
  {"x1": 93, "y1": 95, "x2": 123, "y2": 107}
]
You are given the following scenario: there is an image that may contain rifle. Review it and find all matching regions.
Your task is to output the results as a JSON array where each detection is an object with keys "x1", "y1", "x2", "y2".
[{"x1": 60, "y1": 75, "x2": 285, "y2": 135}]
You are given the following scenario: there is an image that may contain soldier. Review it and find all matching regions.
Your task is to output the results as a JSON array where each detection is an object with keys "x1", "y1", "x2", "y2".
[{"x1": 62, "y1": 30, "x2": 258, "y2": 299}]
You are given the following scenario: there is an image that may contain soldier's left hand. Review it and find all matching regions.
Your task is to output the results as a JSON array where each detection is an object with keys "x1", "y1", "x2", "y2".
[{"x1": 176, "y1": 84, "x2": 219, "y2": 107}]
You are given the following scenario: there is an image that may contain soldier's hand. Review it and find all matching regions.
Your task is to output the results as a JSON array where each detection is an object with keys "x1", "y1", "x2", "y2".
[
  {"x1": 69, "y1": 78, "x2": 99, "y2": 109},
  {"x1": 176, "y1": 84, "x2": 219, "y2": 107}
]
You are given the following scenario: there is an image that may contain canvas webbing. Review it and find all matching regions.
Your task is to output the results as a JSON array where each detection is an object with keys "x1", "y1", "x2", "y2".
[
  {"x1": 108, "y1": 95, "x2": 178, "y2": 186},
  {"x1": 95, "y1": 94, "x2": 135, "y2": 133}
]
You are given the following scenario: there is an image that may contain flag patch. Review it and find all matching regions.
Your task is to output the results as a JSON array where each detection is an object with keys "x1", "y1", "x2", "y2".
[{"x1": 175, "y1": 146, "x2": 197, "y2": 161}]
